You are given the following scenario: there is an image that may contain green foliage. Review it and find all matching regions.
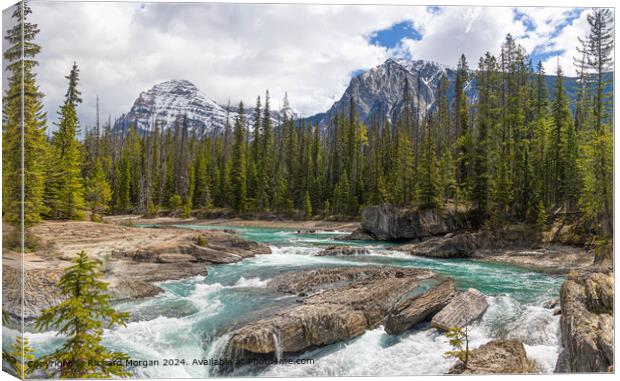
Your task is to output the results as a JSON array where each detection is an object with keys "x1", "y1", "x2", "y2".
[
  {"x1": 84, "y1": 160, "x2": 112, "y2": 222},
  {"x1": 443, "y1": 325, "x2": 470, "y2": 368},
  {"x1": 536, "y1": 200, "x2": 549, "y2": 230},
  {"x1": 304, "y1": 191, "x2": 313, "y2": 218},
  {"x1": 34, "y1": 251, "x2": 130, "y2": 378},
  {"x1": 417, "y1": 117, "x2": 441, "y2": 209},
  {"x1": 578, "y1": 129, "x2": 613, "y2": 234},
  {"x1": 231, "y1": 102, "x2": 248, "y2": 212},
  {"x1": 169, "y1": 194, "x2": 183, "y2": 217},
  {"x1": 7, "y1": 335, "x2": 35, "y2": 378}
]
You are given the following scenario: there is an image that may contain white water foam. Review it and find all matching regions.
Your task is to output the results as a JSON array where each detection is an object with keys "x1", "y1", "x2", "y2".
[
  {"x1": 186, "y1": 283, "x2": 225, "y2": 311},
  {"x1": 102, "y1": 315, "x2": 206, "y2": 378},
  {"x1": 262, "y1": 294, "x2": 561, "y2": 376},
  {"x1": 233, "y1": 276, "x2": 269, "y2": 288}
]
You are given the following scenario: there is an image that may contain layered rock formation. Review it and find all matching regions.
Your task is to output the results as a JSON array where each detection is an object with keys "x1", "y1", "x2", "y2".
[
  {"x1": 384, "y1": 278, "x2": 457, "y2": 335},
  {"x1": 355, "y1": 204, "x2": 469, "y2": 241},
  {"x1": 431, "y1": 288, "x2": 489, "y2": 331},
  {"x1": 218, "y1": 266, "x2": 456, "y2": 367},
  {"x1": 555, "y1": 271, "x2": 614, "y2": 373}
]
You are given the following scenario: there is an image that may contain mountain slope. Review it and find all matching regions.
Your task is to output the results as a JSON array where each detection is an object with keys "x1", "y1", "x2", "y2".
[
  {"x1": 114, "y1": 80, "x2": 292, "y2": 135},
  {"x1": 309, "y1": 58, "x2": 465, "y2": 128},
  {"x1": 114, "y1": 79, "x2": 233, "y2": 135}
]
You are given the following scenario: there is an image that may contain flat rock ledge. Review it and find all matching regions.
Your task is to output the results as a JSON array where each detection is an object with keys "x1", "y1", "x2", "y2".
[
  {"x1": 554, "y1": 271, "x2": 614, "y2": 373},
  {"x1": 218, "y1": 266, "x2": 455, "y2": 369},
  {"x1": 449, "y1": 339, "x2": 538, "y2": 374},
  {"x1": 2, "y1": 221, "x2": 271, "y2": 319},
  {"x1": 314, "y1": 246, "x2": 370, "y2": 256},
  {"x1": 431, "y1": 288, "x2": 489, "y2": 331}
]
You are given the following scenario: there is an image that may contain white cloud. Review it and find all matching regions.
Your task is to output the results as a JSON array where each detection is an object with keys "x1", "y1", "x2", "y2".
[
  {"x1": 400, "y1": 7, "x2": 527, "y2": 67},
  {"x1": 537, "y1": 10, "x2": 594, "y2": 75}
]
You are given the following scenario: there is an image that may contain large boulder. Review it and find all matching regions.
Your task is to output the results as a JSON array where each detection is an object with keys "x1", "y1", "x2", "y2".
[
  {"x1": 431, "y1": 288, "x2": 489, "y2": 331},
  {"x1": 359, "y1": 204, "x2": 467, "y2": 241},
  {"x1": 555, "y1": 271, "x2": 614, "y2": 373},
  {"x1": 449, "y1": 339, "x2": 538, "y2": 374},
  {"x1": 219, "y1": 266, "x2": 454, "y2": 367},
  {"x1": 384, "y1": 278, "x2": 457, "y2": 335},
  {"x1": 397, "y1": 233, "x2": 481, "y2": 258}
]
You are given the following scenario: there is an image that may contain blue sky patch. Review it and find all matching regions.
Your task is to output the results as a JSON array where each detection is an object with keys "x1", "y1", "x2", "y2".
[
  {"x1": 513, "y1": 9, "x2": 535, "y2": 32},
  {"x1": 531, "y1": 48, "x2": 566, "y2": 70},
  {"x1": 370, "y1": 20, "x2": 422, "y2": 49},
  {"x1": 549, "y1": 8, "x2": 584, "y2": 38}
]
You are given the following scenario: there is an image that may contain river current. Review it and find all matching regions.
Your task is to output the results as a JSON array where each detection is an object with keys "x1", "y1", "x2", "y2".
[{"x1": 9, "y1": 225, "x2": 564, "y2": 377}]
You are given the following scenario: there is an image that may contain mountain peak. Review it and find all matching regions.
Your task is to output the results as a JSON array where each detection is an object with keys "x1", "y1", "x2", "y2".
[
  {"x1": 115, "y1": 79, "x2": 227, "y2": 134},
  {"x1": 312, "y1": 58, "x2": 453, "y2": 128},
  {"x1": 114, "y1": 80, "x2": 289, "y2": 135},
  {"x1": 152, "y1": 79, "x2": 199, "y2": 93}
]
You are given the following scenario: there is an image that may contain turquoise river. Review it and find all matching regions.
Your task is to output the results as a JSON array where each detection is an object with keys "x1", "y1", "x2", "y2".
[{"x1": 12, "y1": 225, "x2": 565, "y2": 377}]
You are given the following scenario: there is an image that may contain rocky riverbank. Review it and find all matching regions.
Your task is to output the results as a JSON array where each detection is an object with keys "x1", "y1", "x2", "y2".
[
  {"x1": 2, "y1": 221, "x2": 270, "y2": 319},
  {"x1": 104, "y1": 215, "x2": 360, "y2": 231},
  {"x1": 344, "y1": 204, "x2": 613, "y2": 373},
  {"x1": 346, "y1": 204, "x2": 594, "y2": 274},
  {"x1": 554, "y1": 268, "x2": 614, "y2": 373}
]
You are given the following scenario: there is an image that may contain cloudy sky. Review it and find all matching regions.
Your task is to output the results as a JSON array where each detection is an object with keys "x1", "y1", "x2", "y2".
[{"x1": 1, "y1": 1, "x2": 609, "y2": 129}]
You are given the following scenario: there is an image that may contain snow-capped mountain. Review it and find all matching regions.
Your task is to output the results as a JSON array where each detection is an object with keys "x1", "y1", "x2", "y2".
[
  {"x1": 308, "y1": 58, "x2": 472, "y2": 128},
  {"x1": 115, "y1": 80, "x2": 232, "y2": 134},
  {"x1": 114, "y1": 79, "x2": 291, "y2": 135}
]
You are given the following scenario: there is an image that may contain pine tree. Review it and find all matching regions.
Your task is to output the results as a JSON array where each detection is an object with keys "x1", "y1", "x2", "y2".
[
  {"x1": 578, "y1": 8, "x2": 614, "y2": 132},
  {"x1": 256, "y1": 91, "x2": 273, "y2": 210},
  {"x1": 472, "y1": 53, "x2": 498, "y2": 215},
  {"x1": 34, "y1": 251, "x2": 130, "y2": 378},
  {"x1": 417, "y1": 116, "x2": 441, "y2": 209},
  {"x1": 84, "y1": 159, "x2": 112, "y2": 222},
  {"x1": 2, "y1": 0, "x2": 48, "y2": 226},
  {"x1": 46, "y1": 62, "x2": 86, "y2": 220},
  {"x1": 230, "y1": 102, "x2": 248, "y2": 212},
  {"x1": 192, "y1": 143, "x2": 210, "y2": 210},
  {"x1": 169, "y1": 194, "x2": 183, "y2": 217},
  {"x1": 304, "y1": 191, "x2": 313, "y2": 218},
  {"x1": 454, "y1": 54, "x2": 470, "y2": 188}
]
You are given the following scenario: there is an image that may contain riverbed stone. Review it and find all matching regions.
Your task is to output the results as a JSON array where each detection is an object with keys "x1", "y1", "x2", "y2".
[
  {"x1": 449, "y1": 339, "x2": 538, "y2": 374},
  {"x1": 431, "y1": 288, "x2": 489, "y2": 331},
  {"x1": 397, "y1": 233, "x2": 479, "y2": 258},
  {"x1": 384, "y1": 278, "x2": 457, "y2": 335}
]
